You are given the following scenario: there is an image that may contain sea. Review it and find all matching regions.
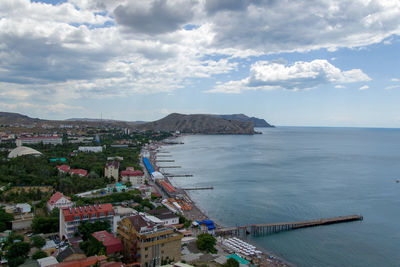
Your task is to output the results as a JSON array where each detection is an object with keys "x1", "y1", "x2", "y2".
[{"x1": 163, "y1": 127, "x2": 400, "y2": 267}]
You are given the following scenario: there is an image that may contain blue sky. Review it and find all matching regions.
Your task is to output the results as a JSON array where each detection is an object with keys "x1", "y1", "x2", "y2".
[{"x1": 0, "y1": 0, "x2": 400, "y2": 127}]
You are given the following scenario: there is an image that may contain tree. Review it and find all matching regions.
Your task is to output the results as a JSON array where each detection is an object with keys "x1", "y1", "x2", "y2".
[
  {"x1": 78, "y1": 220, "x2": 111, "y2": 240},
  {"x1": 223, "y1": 258, "x2": 239, "y2": 267},
  {"x1": 196, "y1": 233, "x2": 217, "y2": 253},
  {"x1": 50, "y1": 207, "x2": 60, "y2": 217},
  {"x1": 79, "y1": 236, "x2": 106, "y2": 256},
  {"x1": 6, "y1": 242, "x2": 31, "y2": 267},
  {"x1": 0, "y1": 207, "x2": 13, "y2": 231},
  {"x1": 31, "y1": 235, "x2": 46, "y2": 248},
  {"x1": 32, "y1": 217, "x2": 58, "y2": 234},
  {"x1": 32, "y1": 250, "x2": 47, "y2": 260}
]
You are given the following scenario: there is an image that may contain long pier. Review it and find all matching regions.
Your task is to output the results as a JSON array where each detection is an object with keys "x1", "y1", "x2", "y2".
[
  {"x1": 157, "y1": 160, "x2": 175, "y2": 162},
  {"x1": 182, "y1": 187, "x2": 213, "y2": 190},
  {"x1": 216, "y1": 215, "x2": 363, "y2": 236}
]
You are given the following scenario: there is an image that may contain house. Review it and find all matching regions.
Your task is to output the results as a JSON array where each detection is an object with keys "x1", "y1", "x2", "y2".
[
  {"x1": 16, "y1": 203, "x2": 31, "y2": 213},
  {"x1": 105, "y1": 161, "x2": 120, "y2": 181},
  {"x1": 42, "y1": 240, "x2": 58, "y2": 256},
  {"x1": 69, "y1": 169, "x2": 88, "y2": 177},
  {"x1": 92, "y1": 231, "x2": 124, "y2": 255},
  {"x1": 56, "y1": 247, "x2": 86, "y2": 262},
  {"x1": 147, "y1": 208, "x2": 179, "y2": 226},
  {"x1": 56, "y1": 165, "x2": 70, "y2": 175},
  {"x1": 47, "y1": 192, "x2": 73, "y2": 212},
  {"x1": 112, "y1": 206, "x2": 137, "y2": 233},
  {"x1": 117, "y1": 214, "x2": 183, "y2": 266},
  {"x1": 59, "y1": 204, "x2": 114, "y2": 239},
  {"x1": 121, "y1": 168, "x2": 145, "y2": 185}
]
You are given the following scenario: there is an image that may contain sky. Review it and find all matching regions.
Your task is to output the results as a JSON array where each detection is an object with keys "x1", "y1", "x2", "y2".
[{"x1": 1, "y1": 0, "x2": 400, "y2": 127}]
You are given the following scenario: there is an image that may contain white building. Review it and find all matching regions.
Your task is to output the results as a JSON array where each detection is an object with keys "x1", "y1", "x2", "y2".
[
  {"x1": 78, "y1": 146, "x2": 103, "y2": 153},
  {"x1": 16, "y1": 203, "x2": 31, "y2": 213},
  {"x1": 16, "y1": 135, "x2": 62, "y2": 147},
  {"x1": 147, "y1": 208, "x2": 179, "y2": 226},
  {"x1": 47, "y1": 191, "x2": 74, "y2": 212},
  {"x1": 112, "y1": 206, "x2": 137, "y2": 233}
]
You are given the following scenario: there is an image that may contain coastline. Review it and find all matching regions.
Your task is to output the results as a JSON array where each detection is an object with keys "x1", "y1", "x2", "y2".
[{"x1": 146, "y1": 136, "x2": 293, "y2": 267}]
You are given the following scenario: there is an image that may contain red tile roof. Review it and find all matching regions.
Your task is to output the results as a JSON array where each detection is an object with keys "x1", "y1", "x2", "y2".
[
  {"x1": 92, "y1": 231, "x2": 124, "y2": 254},
  {"x1": 61, "y1": 204, "x2": 114, "y2": 222},
  {"x1": 69, "y1": 169, "x2": 88, "y2": 176},
  {"x1": 121, "y1": 170, "x2": 144, "y2": 177},
  {"x1": 56, "y1": 165, "x2": 70, "y2": 173},
  {"x1": 105, "y1": 161, "x2": 120, "y2": 169},
  {"x1": 48, "y1": 191, "x2": 71, "y2": 205}
]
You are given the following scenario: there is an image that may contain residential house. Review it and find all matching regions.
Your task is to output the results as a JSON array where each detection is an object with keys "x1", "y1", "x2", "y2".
[
  {"x1": 147, "y1": 208, "x2": 179, "y2": 226},
  {"x1": 56, "y1": 247, "x2": 86, "y2": 262},
  {"x1": 16, "y1": 135, "x2": 62, "y2": 147},
  {"x1": 47, "y1": 192, "x2": 73, "y2": 212}
]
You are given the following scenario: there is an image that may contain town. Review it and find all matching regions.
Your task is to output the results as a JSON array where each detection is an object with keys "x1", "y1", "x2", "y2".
[{"x1": 0, "y1": 123, "x2": 275, "y2": 267}]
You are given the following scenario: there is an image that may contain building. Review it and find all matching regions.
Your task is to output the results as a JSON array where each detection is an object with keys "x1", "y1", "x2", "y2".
[
  {"x1": 106, "y1": 183, "x2": 127, "y2": 193},
  {"x1": 78, "y1": 146, "x2": 103, "y2": 153},
  {"x1": 47, "y1": 192, "x2": 73, "y2": 212},
  {"x1": 16, "y1": 203, "x2": 31, "y2": 213},
  {"x1": 56, "y1": 165, "x2": 70, "y2": 174},
  {"x1": 56, "y1": 165, "x2": 88, "y2": 177},
  {"x1": 199, "y1": 220, "x2": 216, "y2": 235},
  {"x1": 69, "y1": 169, "x2": 88, "y2": 177},
  {"x1": 37, "y1": 256, "x2": 59, "y2": 267},
  {"x1": 16, "y1": 135, "x2": 62, "y2": 147},
  {"x1": 105, "y1": 161, "x2": 120, "y2": 181},
  {"x1": 47, "y1": 255, "x2": 108, "y2": 267},
  {"x1": 147, "y1": 208, "x2": 179, "y2": 226},
  {"x1": 117, "y1": 214, "x2": 183, "y2": 266},
  {"x1": 121, "y1": 168, "x2": 145, "y2": 185},
  {"x1": 92, "y1": 230, "x2": 124, "y2": 255},
  {"x1": 59, "y1": 204, "x2": 114, "y2": 239},
  {"x1": 42, "y1": 240, "x2": 58, "y2": 256},
  {"x1": 8, "y1": 146, "x2": 43, "y2": 158}
]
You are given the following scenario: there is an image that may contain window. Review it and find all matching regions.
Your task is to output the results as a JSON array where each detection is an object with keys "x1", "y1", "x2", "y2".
[
  {"x1": 83, "y1": 214, "x2": 89, "y2": 219},
  {"x1": 145, "y1": 247, "x2": 148, "y2": 251},
  {"x1": 100, "y1": 212, "x2": 105, "y2": 217},
  {"x1": 74, "y1": 216, "x2": 80, "y2": 221}
]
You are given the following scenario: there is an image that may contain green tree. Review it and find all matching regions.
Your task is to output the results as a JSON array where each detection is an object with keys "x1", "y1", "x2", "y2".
[
  {"x1": 196, "y1": 233, "x2": 216, "y2": 253},
  {"x1": 32, "y1": 250, "x2": 47, "y2": 260},
  {"x1": 6, "y1": 242, "x2": 30, "y2": 267},
  {"x1": 79, "y1": 236, "x2": 106, "y2": 256},
  {"x1": 31, "y1": 235, "x2": 46, "y2": 248},
  {"x1": 32, "y1": 217, "x2": 58, "y2": 234},
  {"x1": 78, "y1": 220, "x2": 111, "y2": 240},
  {"x1": 223, "y1": 258, "x2": 239, "y2": 267},
  {"x1": 0, "y1": 207, "x2": 13, "y2": 231},
  {"x1": 50, "y1": 207, "x2": 60, "y2": 217}
]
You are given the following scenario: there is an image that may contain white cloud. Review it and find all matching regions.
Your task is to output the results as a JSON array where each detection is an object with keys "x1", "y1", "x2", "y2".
[
  {"x1": 209, "y1": 59, "x2": 371, "y2": 93},
  {"x1": 385, "y1": 85, "x2": 400, "y2": 90},
  {"x1": 391, "y1": 78, "x2": 400, "y2": 82},
  {"x1": 359, "y1": 85, "x2": 369, "y2": 90},
  {"x1": 335, "y1": 85, "x2": 345, "y2": 88}
]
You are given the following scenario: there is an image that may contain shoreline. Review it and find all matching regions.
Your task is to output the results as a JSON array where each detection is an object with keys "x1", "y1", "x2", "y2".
[{"x1": 146, "y1": 136, "x2": 293, "y2": 267}]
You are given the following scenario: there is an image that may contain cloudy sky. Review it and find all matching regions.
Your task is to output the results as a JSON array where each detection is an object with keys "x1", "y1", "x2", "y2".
[{"x1": 1, "y1": 0, "x2": 400, "y2": 127}]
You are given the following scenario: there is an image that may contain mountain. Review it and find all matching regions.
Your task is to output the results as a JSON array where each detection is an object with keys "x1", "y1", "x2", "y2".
[
  {"x1": 0, "y1": 112, "x2": 41, "y2": 124},
  {"x1": 216, "y1": 114, "x2": 273, "y2": 127},
  {"x1": 135, "y1": 113, "x2": 255, "y2": 134}
]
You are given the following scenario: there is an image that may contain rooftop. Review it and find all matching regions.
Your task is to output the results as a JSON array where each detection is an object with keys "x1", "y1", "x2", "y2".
[
  {"x1": 48, "y1": 191, "x2": 71, "y2": 205},
  {"x1": 92, "y1": 231, "x2": 124, "y2": 254}
]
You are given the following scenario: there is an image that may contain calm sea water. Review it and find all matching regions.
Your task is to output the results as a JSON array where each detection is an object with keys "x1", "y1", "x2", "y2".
[{"x1": 164, "y1": 127, "x2": 400, "y2": 267}]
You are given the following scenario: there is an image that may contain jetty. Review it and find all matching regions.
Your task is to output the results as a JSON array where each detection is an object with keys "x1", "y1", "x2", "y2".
[
  {"x1": 156, "y1": 155, "x2": 172, "y2": 157},
  {"x1": 157, "y1": 160, "x2": 175, "y2": 162},
  {"x1": 216, "y1": 215, "x2": 363, "y2": 236},
  {"x1": 182, "y1": 187, "x2": 213, "y2": 190}
]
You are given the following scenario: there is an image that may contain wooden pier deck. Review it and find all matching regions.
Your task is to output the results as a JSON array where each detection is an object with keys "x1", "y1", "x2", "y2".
[
  {"x1": 158, "y1": 166, "x2": 181, "y2": 168},
  {"x1": 165, "y1": 174, "x2": 193, "y2": 177},
  {"x1": 216, "y1": 214, "x2": 363, "y2": 236},
  {"x1": 157, "y1": 160, "x2": 175, "y2": 162}
]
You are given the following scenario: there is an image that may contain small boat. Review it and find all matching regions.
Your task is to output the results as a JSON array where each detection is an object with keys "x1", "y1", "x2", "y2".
[{"x1": 396, "y1": 179, "x2": 399, "y2": 183}]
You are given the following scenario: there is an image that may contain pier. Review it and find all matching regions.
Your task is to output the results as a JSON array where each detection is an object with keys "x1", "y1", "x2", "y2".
[
  {"x1": 157, "y1": 160, "x2": 175, "y2": 162},
  {"x1": 216, "y1": 215, "x2": 363, "y2": 236},
  {"x1": 164, "y1": 174, "x2": 193, "y2": 177},
  {"x1": 182, "y1": 187, "x2": 214, "y2": 190},
  {"x1": 158, "y1": 166, "x2": 181, "y2": 168},
  {"x1": 156, "y1": 155, "x2": 172, "y2": 157}
]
